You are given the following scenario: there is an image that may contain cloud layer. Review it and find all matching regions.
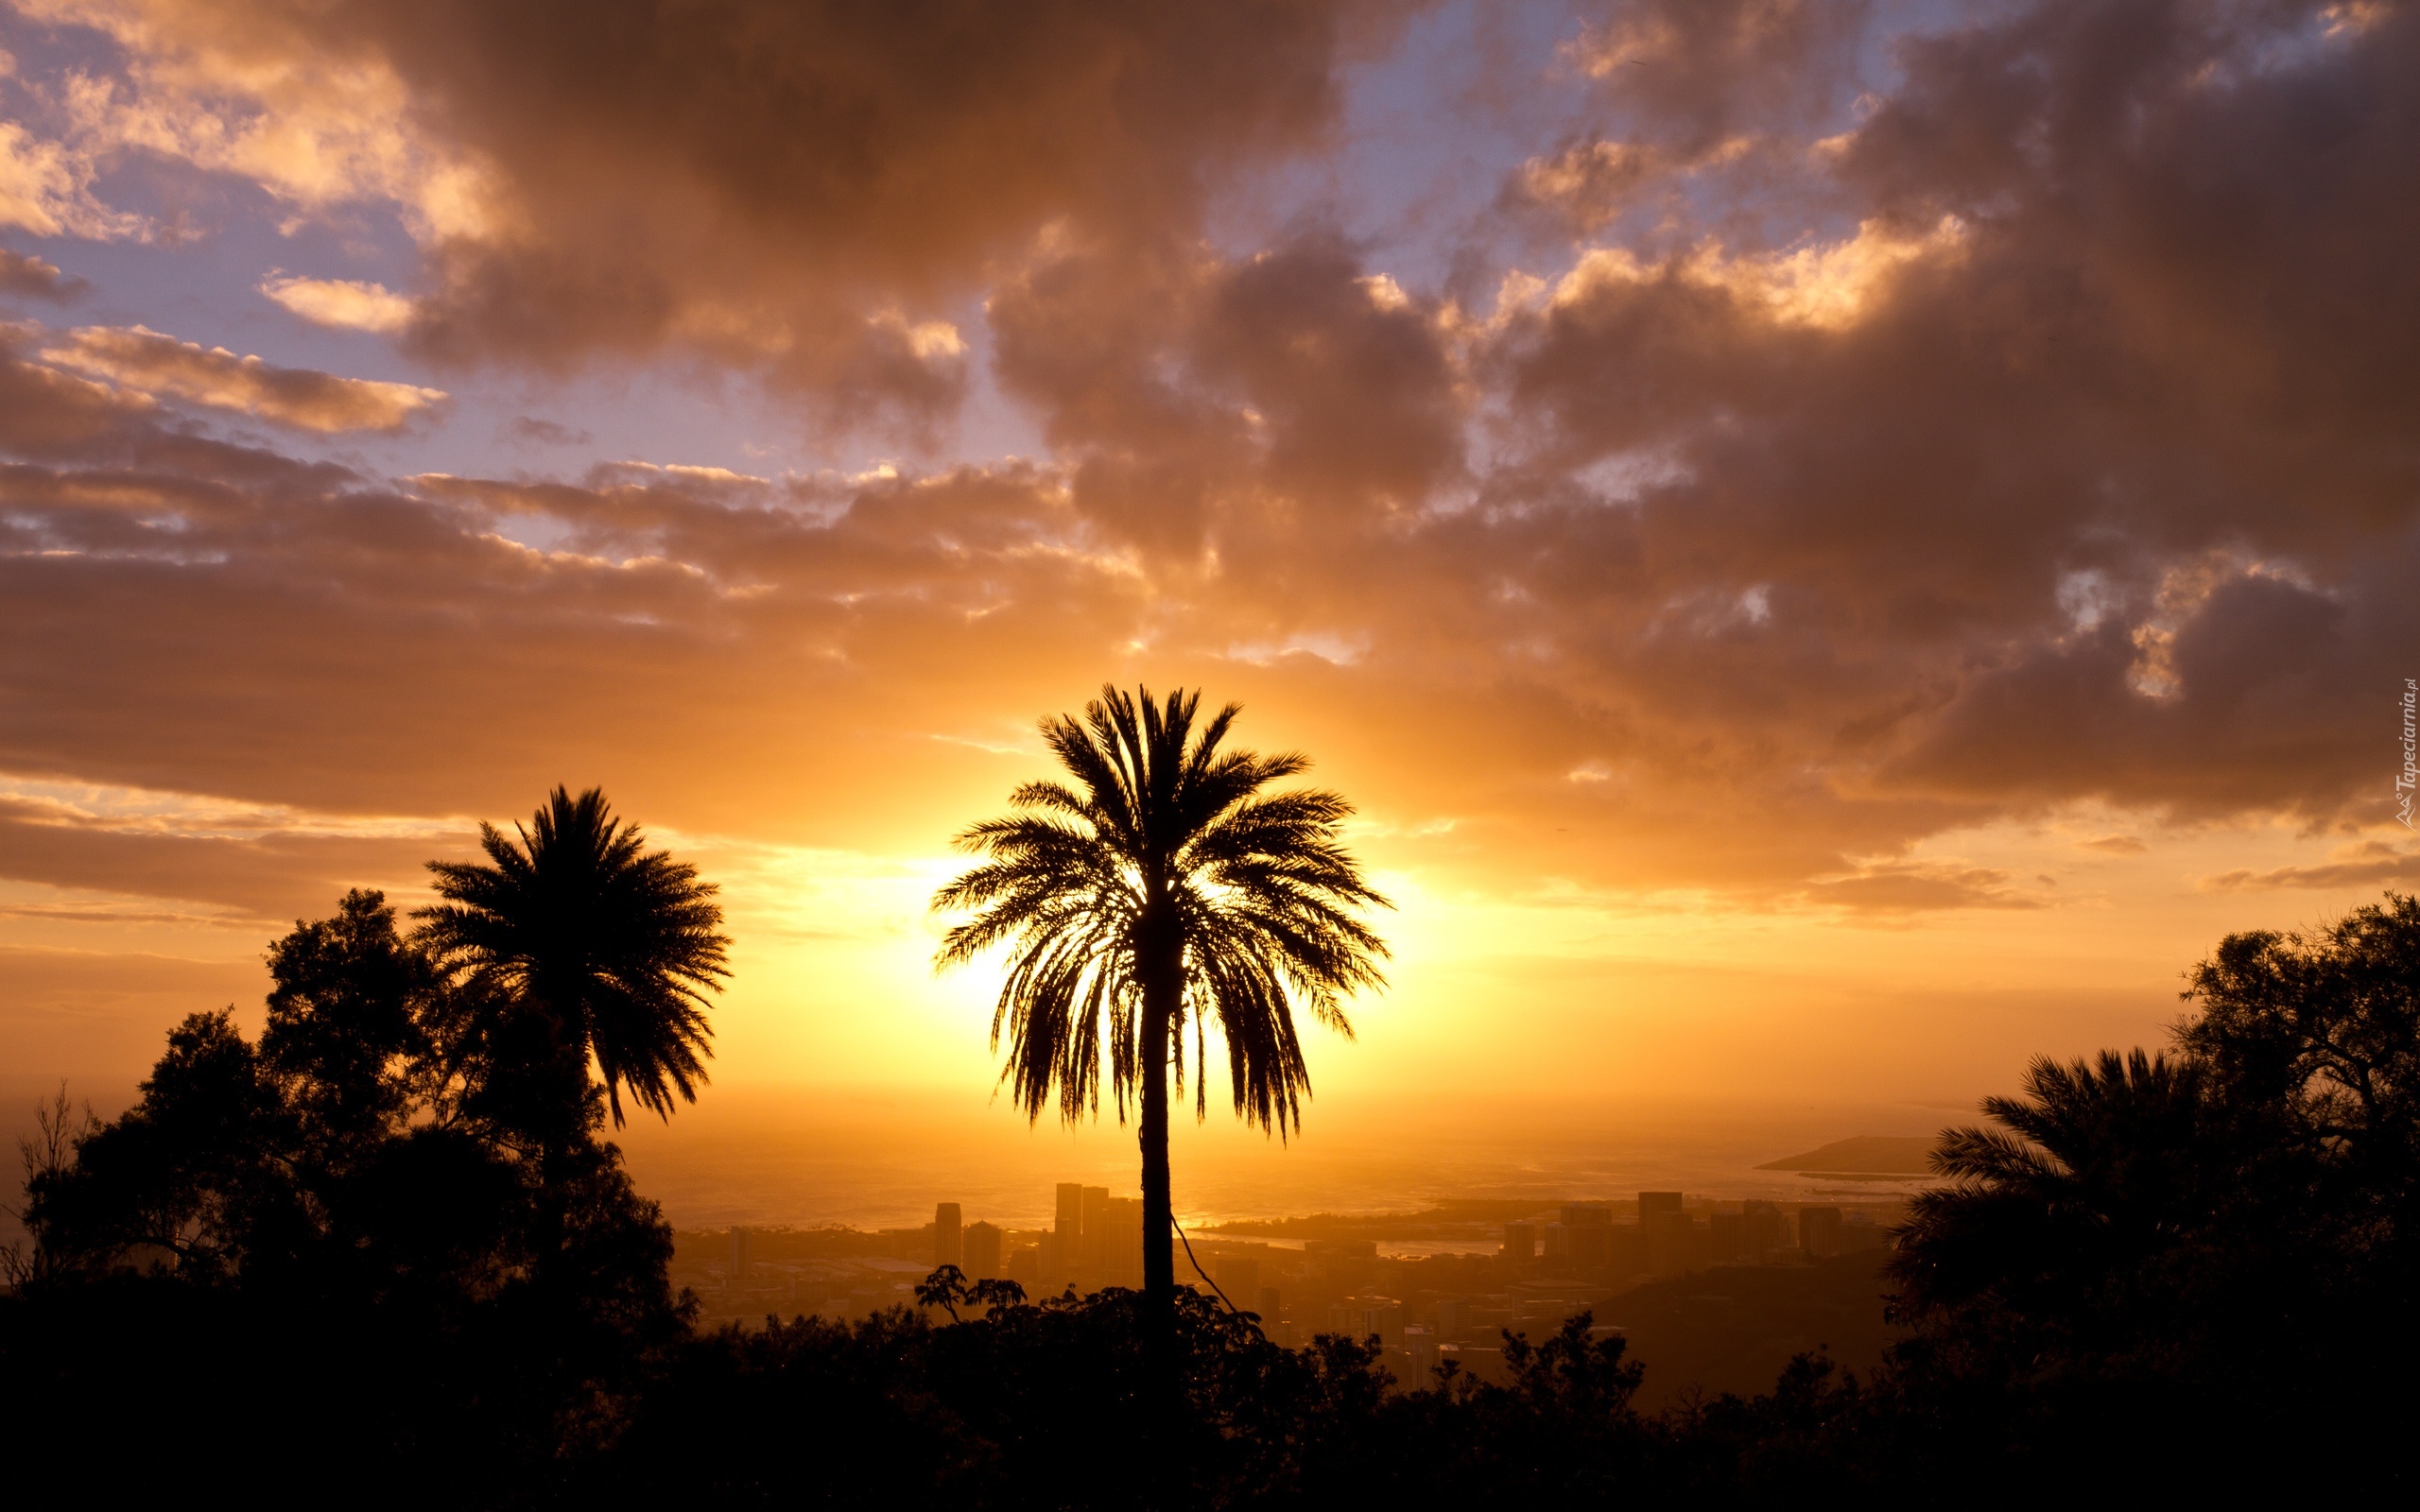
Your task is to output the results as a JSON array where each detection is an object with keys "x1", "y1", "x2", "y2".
[{"x1": 2, "y1": 0, "x2": 2416, "y2": 929}]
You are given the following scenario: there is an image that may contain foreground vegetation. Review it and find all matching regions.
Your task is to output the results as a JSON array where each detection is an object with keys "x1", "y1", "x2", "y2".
[{"x1": 3, "y1": 787, "x2": 2412, "y2": 1502}]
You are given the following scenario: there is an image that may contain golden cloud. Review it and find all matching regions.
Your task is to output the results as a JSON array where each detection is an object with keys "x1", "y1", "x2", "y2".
[{"x1": 38, "y1": 324, "x2": 448, "y2": 431}]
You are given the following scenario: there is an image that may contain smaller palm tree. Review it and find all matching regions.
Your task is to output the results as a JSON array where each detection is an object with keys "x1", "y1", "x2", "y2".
[
  {"x1": 415, "y1": 787, "x2": 730, "y2": 1135},
  {"x1": 1889, "y1": 1048, "x2": 2217, "y2": 1345},
  {"x1": 935, "y1": 685, "x2": 1389, "y2": 1315}
]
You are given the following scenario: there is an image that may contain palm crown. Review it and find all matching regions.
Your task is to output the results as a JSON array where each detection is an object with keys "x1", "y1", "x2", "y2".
[
  {"x1": 935, "y1": 686, "x2": 1389, "y2": 1135},
  {"x1": 416, "y1": 786, "x2": 729, "y2": 1127}
]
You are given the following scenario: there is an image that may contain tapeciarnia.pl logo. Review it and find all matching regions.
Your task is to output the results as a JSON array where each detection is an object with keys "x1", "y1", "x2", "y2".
[{"x1": 2399, "y1": 678, "x2": 2417, "y2": 831}]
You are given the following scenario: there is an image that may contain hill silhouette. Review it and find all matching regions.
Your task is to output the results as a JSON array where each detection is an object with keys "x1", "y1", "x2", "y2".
[{"x1": 1754, "y1": 1135, "x2": 1934, "y2": 1175}]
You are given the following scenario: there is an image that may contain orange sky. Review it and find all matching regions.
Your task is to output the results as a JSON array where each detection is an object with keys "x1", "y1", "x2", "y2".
[{"x1": 3, "y1": 1, "x2": 2416, "y2": 1204}]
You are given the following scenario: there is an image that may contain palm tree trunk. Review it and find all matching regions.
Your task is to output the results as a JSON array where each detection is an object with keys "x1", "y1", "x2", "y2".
[{"x1": 1138, "y1": 963, "x2": 1177, "y2": 1309}]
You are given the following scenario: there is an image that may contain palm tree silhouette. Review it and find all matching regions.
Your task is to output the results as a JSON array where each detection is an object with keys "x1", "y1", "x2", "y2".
[
  {"x1": 1888, "y1": 1048, "x2": 2217, "y2": 1342},
  {"x1": 416, "y1": 786, "x2": 730, "y2": 1137},
  {"x1": 935, "y1": 686, "x2": 1389, "y2": 1320}
]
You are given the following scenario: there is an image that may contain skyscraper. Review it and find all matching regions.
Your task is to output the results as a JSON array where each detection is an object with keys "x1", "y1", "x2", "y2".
[
  {"x1": 1742, "y1": 1200, "x2": 1785, "y2": 1263},
  {"x1": 1502, "y1": 1220, "x2": 1537, "y2": 1263},
  {"x1": 1562, "y1": 1203, "x2": 1614, "y2": 1269},
  {"x1": 934, "y1": 1202, "x2": 963, "y2": 1267},
  {"x1": 1216, "y1": 1256, "x2": 1260, "y2": 1305},
  {"x1": 1799, "y1": 1206, "x2": 1843, "y2": 1258},
  {"x1": 1047, "y1": 1182, "x2": 1083, "y2": 1294},
  {"x1": 1102, "y1": 1196, "x2": 1143, "y2": 1288},
  {"x1": 1638, "y1": 1191, "x2": 1683, "y2": 1224},
  {"x1": 1079, "y1": 1186, "x2": 1111, "y2": 1284},
  {"x1": 963, "y1": 1220, "x2": 1002, "y2": 1280},
  {"x1": 1647, "y1": 1210, "x2": 1695, "y2": 1277},
  {"x1": 728, "y1": 1226, "x2": 753, "y2": 1280}
]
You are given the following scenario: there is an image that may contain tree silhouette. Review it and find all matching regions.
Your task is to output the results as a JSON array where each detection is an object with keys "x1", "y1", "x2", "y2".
[
  {"x1": 1887, "y1": 1048, "x2": 2221, "y2": 1358},
  {"x1": 416, "y1": 786, "x2": 730, "y2": 1135},
  {"x1": 934, "y1": 686, "x2": 1389, "y2": 1321}
]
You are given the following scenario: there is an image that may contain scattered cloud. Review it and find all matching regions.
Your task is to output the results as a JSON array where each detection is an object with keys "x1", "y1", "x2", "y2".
[
  {"x1": 39, "y1": 324, "x2": 448, "y2": 431},
  {"x1": 0, "y1": 247, "x2": 88, "y2": 300},
  {"x1": 260, "y1": 274, "x2": 414, "y2": 334},
  {"x1": 2199, "y1": 844, "x2": 2420, "y2": 893},
  {"x1": 504, "y1": 415, "x2": 591, "y2": 447}
]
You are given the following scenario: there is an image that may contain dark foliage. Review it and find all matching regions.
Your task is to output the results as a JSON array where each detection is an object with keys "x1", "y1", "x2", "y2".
[
  {"x1": 420, "y1": 785, "x2": 730, "y2": 1131},
  {"x1": 2, "y1": 885, "x2": 691, "y2": 1503},
  {"x1": 6, "y1": 881, "x2": 2416, "y2": 1504}
]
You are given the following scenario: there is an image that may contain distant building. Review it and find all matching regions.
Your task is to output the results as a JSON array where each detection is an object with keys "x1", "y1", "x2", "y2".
[
  {"x1": 1036, "y1": 1231, "x2": 1070, "y2": 1294},
  {"x1": 1404, "y1": 1325, "x2": 1441, "y2": 1379},
  {"x1": 1259, "y1": 1286, "x2": 1288, "y2": 1344},
  {"x1": 1646, "y1": 1210, "x2": 1695, "y2": 1277},
  {"x1": 963, "y1": 1220, "x2": 1003, "y2": 1280},
  {"x1": 1838, "y1": 1212, "x2": 1891, "y2": 1253},
  {"x1": 934, "y1": 1203, "x2": 963, "y2": 1267},
  {"x1": 1328, "y1": 1297, "x2": 1405, "y2": 1349},
  {"x1": 1563, "y1": 1203, "x2": 1614, "y2": 1269},
  {"x1": 1501, "y1": 1220, "x2": 1537, "y2": 1263},
  {"x1": 1799, "y1": 1206, "x2": 1843, "y2": 1258},
  {"x1": 1638, "y1": 1191, "x2": 1683, "y2": 1224},
  {"x1": 1048, "y1": 1183, "x2": 1085, "y2": 1293},
  {"x1": 1079, "y1": 1186, "x2": 1111, "y2": 1282},
  {"x1": 1005, "y1": 1243, "x2": 1039, "y2": 1294},
  {"x1": 1708, "y1": 1210, "x2": 1746, "y2": 1263},
  {"x1": 728, "y1": 1226, "x2": 753, "y2": 1280},
  {"x1": 1742, "y1": 1200, "x2": 1785, "y2": 1263},
  {"x1": 1217, "y1": 1257, "x2": 1261, "y2": 1306},
  {"x1": 1542, "y1": 1221, "x2": 1569, "y2": 1267},
  {"x1": 1102, "y1": 1195, "x2": 1142, "y2": 1288}
]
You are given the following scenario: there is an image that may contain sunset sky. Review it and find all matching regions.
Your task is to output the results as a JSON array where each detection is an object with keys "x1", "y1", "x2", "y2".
[{"x1": 5, "y1": 0, "x2": 2416, "y2": 1216}]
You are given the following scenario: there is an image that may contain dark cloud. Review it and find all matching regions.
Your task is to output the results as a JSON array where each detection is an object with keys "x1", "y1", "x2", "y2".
[
  {"x1": 0, "y1": 248, "x2": 88, "y2": 301},
  {"x1": 99, "y1": 0, "x2": 1409, "y2": 435},
  {"x1": 503, "y1": 415, "x2": 591, "y2": 447}
]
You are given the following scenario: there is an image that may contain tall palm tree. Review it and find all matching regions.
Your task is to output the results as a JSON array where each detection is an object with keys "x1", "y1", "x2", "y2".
[
  {"x1": 935, "y1": 685, "x2": 1390, "y2": 1316},
  {"x1": 415, "y1": 786, "x2": 730, "y2": 1140}
]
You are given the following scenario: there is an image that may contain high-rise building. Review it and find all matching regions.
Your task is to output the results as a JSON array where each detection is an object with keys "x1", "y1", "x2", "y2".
[
  {"x1": 1638, "y1": 1191, "x2": 1683, "y2": 1225},
  {"x1": 1405, "y1": 1325, "x2": 1441, "y2": 1379},
  {"x1": 1542, "y1": 1221, "x2": 1570, "y2": 1268},
  {"x1": 963, "y1": 1220, "x2": 1003, "y2": 1280},
  {"x1": 1708, "y1": 1210, "x2": 1745, "y2": 1263},
  {"x1": 728, "y1": 1226, "x2": 753, "y2": 1280},
  {"x1": 1647, "y1": 1210, "x2": 1695, "y2": 1277},
  {"x1": 1742, "y1": 1200, "x2": 1784, "y2": 1263},
  {"x1": 1259, "y1": 1286, "x2": 1287, "y2": 1344},
  {"x1": 1102, "y1": 1195, "x2": 1143, "y2": 1288},
  {"x1": 1327, "y1": 1297, "x2": 1406, "y2": 1349},
  {"x1": 1799, "y1": 1206, "x2": 1843, "y2": 1258},
  {"x1": 1217, "y1": 1257, "x2": 1261, "y2": 1306},
  {"x1": 1005, "y1": 1243, "x2": 1039, "y2": 1295},
  {"x1": 1050, "y1": 1182, "x2": 1084, "y2": 1294},
  {"x1": 1438, "y1": 1297, "x2": 1471, "y2": 1337},
  {"x1": 1562, "y1": 1203, "x2": 1614, "y2": 1269},
  {"x1": 1079, "y1": 1186, "x2": 1111, "y2": 1282},
  {"x1": 935, "y1": 1202, "x2": 963, "y2": 1267},
  {"x1": 1501, "y1": 1220, "x2": 1537, "y2": 1263}
]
